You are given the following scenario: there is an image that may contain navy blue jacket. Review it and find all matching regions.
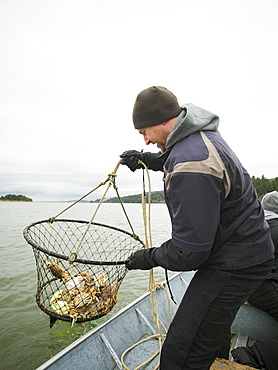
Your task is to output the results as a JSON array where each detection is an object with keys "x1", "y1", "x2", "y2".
[{"x1": 148, "y1": 105, "x2": 274, "y2": 271}]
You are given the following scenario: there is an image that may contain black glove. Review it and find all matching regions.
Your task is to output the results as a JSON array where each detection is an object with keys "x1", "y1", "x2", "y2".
[
  {"x1": 120, "y1": 150, "x2": 144, "y2": 171},
  {"x1": 126, "y1": 249, "x2": 157, "y2": 270},
  {"x1": 120, "y1": 150, "x2": 166, "y2": 172}
]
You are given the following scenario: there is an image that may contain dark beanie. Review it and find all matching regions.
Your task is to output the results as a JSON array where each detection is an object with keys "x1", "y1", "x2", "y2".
[{"x1": 132, "y1": 86, "x2": 182, "y2": 129}]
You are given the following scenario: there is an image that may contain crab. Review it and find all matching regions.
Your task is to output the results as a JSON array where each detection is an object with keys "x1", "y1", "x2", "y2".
[{"x1": 46, "y1": 260, "x2": 72, "y2": 281}]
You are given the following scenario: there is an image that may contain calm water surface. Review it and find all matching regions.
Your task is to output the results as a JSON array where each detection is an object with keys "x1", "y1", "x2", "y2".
[{"x1": 0, "y1": 202, "x2": 174, "y2": 369}]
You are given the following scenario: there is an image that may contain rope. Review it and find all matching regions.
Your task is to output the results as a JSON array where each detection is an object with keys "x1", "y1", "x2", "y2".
[
  {"x1": 45, "y1": 157, "x2": 171, "y2": 366},
  {"x1": 120, "y1": 161, "x2": 172, "y2": 370},
  {"x1": 48, "y1": 159, "x2": 139, "y2": 263}
]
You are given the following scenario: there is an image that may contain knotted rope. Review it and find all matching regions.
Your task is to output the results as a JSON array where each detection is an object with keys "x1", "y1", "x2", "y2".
[
  {"x1": 48, "y1": 159, "x2": 139, "y2": 264},
  {"x1": 120, "y1": 161, "x2": 171, "y2": 370}
]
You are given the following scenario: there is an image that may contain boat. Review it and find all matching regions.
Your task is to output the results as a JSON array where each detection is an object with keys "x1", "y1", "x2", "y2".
[{"x1": 37, "y1": 271, "x2": 278, "y2": 370}]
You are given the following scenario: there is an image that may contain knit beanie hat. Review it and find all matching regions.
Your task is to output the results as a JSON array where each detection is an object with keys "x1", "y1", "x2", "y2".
[
  {"x1": 262, "y1": 191, "x2": 278, "y2": 213},
  {"x1": 132, "y1": 86, "x2": 182, "y2": 129}
]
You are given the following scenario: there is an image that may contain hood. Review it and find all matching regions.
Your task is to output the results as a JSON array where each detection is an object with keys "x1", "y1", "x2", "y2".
[{"x1": 166, "y1": 103, "x2": 219, "y2": 150}]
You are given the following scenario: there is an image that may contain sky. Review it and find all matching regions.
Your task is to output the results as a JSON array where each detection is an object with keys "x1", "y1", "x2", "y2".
[{"x1": 1, "y1": 0, "x2": 277, "y2": 201}]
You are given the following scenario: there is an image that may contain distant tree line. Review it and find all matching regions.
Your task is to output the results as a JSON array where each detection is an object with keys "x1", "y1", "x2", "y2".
[
  {"x1": 92, "y1": 190, "x2": 165, "y2": 204},
  {"x1": 252, "y1": 175, "x2": 278, "y2": 199},
  {"x1": 0, "y1": 194, "x2": 33, "y2": 202},
  {"x1": 92, "y1": 176, "x2": 277, "y2": 203}
]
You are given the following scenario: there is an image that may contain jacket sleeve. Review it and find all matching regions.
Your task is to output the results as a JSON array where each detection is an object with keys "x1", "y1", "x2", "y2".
[
  {"x1": 143, "y1": 151, "x2": 168, "y2": 171},
  {"x1": 166, "y1": 171, "x2": 223, "y2": 253},
  {"x1": 149, "y1": 239, "x2": 211, "y2": 271}
]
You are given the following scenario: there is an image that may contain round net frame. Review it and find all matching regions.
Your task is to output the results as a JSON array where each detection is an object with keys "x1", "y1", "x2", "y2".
[{"x1": 24, "y1": 219, "x2": 145, "y2": 323}]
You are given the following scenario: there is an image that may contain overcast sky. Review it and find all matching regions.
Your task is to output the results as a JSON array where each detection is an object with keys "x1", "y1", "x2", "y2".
[{"x1": 1, "y1": 0, "x2": 277, "y2": 201}]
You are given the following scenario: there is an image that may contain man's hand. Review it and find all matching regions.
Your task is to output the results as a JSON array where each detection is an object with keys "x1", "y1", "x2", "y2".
[
  {"x1": 120, "y1": 150, "x2": 144, "y2": 172},
  {"x1": 126, "y1": 249, "x2": 157, "y2": 270},
  {"x1": 120, "y1": 150, "x2": 166, "y2": 172}
]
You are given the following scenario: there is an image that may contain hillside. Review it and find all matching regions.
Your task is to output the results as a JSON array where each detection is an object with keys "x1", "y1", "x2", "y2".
[
  {"x1": 91, "y1": 190, "x2": 165, "y2": 203},
  {"x1": 91, "y1": 175, "x2": 278, "y2": 203}
]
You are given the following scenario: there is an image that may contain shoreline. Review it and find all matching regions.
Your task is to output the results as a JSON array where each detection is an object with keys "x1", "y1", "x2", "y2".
[{"x1": 0, "y1": 200, "x2": 32, "y2": 203}]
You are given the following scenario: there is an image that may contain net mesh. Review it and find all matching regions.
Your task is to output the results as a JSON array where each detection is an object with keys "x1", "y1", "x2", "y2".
[{"x1": 24, "y1": 219, "x2": 145, "y2": 323}]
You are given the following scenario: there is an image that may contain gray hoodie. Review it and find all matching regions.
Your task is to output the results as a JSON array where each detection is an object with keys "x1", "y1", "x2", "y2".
[{"x1": 166, "y1": 103, "x2": 219, "y2": 150}]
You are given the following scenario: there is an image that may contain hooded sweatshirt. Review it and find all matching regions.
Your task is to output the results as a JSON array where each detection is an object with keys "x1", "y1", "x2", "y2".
[
  {"x1": 166, "y1": 104, "x2": 219, "y2": 150},
  {"x1": 150, "y1": 104, "x2": 274, "y2": 271}
]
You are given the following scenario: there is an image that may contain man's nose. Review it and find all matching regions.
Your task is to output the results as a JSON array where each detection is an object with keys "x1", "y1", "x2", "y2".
[{"x1": 144, "y1": 136, "x2": 150, "y2": 145}]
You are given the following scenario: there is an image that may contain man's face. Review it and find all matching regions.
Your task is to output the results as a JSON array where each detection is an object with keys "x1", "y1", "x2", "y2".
[{"x1": 138, "y1": 124, "x2": 168, "y2": 152}]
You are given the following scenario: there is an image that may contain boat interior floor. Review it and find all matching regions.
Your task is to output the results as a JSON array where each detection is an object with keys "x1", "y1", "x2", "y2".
[
  {"x1": 116, "y1": 331, "x2": 257, "y2": 370},
  {"x1": 211, "y1": 332, "x2": 257, "y2": 369}
]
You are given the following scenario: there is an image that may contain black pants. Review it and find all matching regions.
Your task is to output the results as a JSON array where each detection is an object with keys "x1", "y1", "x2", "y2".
[
  {"x1": 160, "y1": 260, "x2": 273, "y2": 370},
  {"x1": 248, "y1": 279, "x2": 278, "y2": 322}
]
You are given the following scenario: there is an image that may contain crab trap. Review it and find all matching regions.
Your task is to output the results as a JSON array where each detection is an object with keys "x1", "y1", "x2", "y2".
[{"x1": 23, "y1": 161, "x2": 145, "y2": 325}]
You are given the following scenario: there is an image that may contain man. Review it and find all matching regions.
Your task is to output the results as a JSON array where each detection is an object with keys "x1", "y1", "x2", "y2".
[
  {"x1": 231, "y1": 191, "x2": 278, "y2": 370},
  {"x1": 248, "y1": 191, "x2": 278, "y2": 321},
  {"x1": 120, "y1": 86, "x2": 274, "y2": 370}
]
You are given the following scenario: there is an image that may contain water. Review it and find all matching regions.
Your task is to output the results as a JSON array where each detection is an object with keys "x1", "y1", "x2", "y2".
[{"x1": 0, "y1": 202, "x2": 172, "y2": 369}]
